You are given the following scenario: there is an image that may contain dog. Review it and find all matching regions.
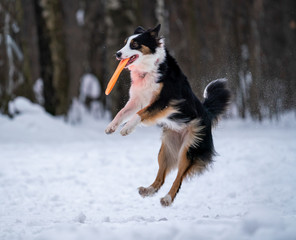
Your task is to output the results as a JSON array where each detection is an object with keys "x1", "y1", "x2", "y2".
[{"x1": 105, "y1": 24, "x2": 231, "y2": 207}]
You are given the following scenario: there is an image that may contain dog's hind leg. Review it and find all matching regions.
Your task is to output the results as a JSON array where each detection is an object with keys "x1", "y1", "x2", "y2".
[
  {"x1": 138, "y1": 129, "x2": 180, "y2": 197},
  {"x1": 160, "y1": 122, "x2": 207, "y2": 207},
  {"x1": 160, "y1": 147, "x2": 191, "y2": 206},
  {"x1": 138, "y1": 143, "x2": 168, "y2": 197},
  {"x1": 160, "y1": 155, "x2": 208, "y2": 207}
]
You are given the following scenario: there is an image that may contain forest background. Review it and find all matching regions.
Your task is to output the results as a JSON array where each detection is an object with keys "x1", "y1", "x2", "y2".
[{"x1": 1, "y1": 0, "x2": 295, "y2": 121}]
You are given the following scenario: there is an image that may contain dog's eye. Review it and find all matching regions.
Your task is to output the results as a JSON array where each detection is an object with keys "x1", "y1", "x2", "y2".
[{"x1": 131, "y1": 41, "x2": 139, "y2": 49}]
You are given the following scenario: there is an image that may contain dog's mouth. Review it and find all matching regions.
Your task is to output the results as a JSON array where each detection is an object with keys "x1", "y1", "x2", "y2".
[{"x1": 124, "y1": 55, "x2": 139, "y2": 67}]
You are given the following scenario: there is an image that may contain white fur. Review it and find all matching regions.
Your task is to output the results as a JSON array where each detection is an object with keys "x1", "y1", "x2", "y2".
[
  {"x1": 128, "y1": 39, "x2": 166, "y2": 110},
  {"x1": 120, "y1": 114, "x2": 141, "y2": 136},
  {"x1": 160, "y1": 194, "x2": 172, "y2": 207},
  {"x1": 138, "y1": 186, "x2": 157, "y2": 197},
  {"x1": 157, "y1": 118, "x2": 187, "y2": 132}
]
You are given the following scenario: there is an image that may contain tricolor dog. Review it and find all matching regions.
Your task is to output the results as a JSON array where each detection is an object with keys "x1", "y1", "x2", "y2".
[{"x1": 105, "y1": 24, "x2": 231, "y2": 207}]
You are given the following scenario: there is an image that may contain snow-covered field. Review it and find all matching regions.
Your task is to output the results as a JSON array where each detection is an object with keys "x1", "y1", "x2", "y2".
[{"x1": 1, "y1": 98, "x2": 296, "y2": 240}]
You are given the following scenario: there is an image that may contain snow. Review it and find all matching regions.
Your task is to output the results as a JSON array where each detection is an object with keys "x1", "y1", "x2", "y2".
[
  {"x1": 79, "y1": 73, "x2": 101, "y2": 101},
  {"x1": 68, "y1": 74, "x2": 104, "y2": 124},
  {"x1": 241, "y1": 44, "x2": 249, "y2": 61},
  {"x1": 76, "y1": 9, "x2": 85, "y2": 26},
  {"x1": 33, "y1": 78, "x2": 44, "y2": 105},
  {"x1": 0, "y1": 97, "x2": 296, "y2": 240}
]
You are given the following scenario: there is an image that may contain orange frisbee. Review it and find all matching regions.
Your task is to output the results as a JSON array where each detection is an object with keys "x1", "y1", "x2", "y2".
[{"x1": 105, "y1": 58, "x2": 129, "y2": 95}]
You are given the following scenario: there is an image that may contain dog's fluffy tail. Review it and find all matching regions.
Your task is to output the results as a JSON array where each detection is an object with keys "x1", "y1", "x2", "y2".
[{"x1": 203, "y1": 78, "x2": 231, "y2": 124}]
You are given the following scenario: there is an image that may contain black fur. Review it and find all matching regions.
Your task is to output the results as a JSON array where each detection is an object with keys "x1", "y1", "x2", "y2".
[
  {"x1": 203, "y1": 79, "x2": 231, "y2": 123},
  {"x1": 131, "y1": 25, "x2": 161, "y2": 53},
  {"x1": 134, "y1": 26, "x2": 146, "y2": 34}
]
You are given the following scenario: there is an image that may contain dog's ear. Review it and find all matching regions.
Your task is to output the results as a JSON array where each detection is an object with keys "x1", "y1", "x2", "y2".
[
  {"x1": 134, "y1": 26, "x2": 145, "y2": 34},
  {"x1": 150, "y1": 24, "x2": 161, "y2": 38}
]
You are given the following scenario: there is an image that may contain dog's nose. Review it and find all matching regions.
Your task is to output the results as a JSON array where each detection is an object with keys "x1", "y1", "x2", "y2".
[{"x1": 116, "y1": 51, "x2": 122, "y2": 59}]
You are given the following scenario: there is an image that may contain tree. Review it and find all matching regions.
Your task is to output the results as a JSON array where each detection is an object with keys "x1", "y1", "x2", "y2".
[
  {"x1": 0, "y1": 0, "x2": 27, "y2": 115},
  {"x1": 33, "y1": 0, "x2": 69, "y2": 115}
]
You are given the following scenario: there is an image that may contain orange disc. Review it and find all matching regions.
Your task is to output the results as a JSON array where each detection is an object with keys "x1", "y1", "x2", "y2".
[{"x1": 105, "y1": 58, "x2": 129, "y2": 95}]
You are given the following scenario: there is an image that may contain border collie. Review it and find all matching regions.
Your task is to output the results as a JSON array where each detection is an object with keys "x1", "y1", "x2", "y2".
[{"x1": 105, "y1": 24, "x2": 231, "y2": 207}]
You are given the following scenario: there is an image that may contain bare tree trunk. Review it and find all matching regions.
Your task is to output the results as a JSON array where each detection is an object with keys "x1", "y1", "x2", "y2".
[
  {"x1": 33, "y1": 0, "x2": 55, "y2": 115},
  {"x1": 61, "y1": 0, "x2": 88, "y2": 108},
  {"x1": 84, "y1": 0, "x2": 107, "y2": 106},
  {"x1": 0, "y1": 2, "x2": 10, "y2": 114},
  {"x1": 33, "y1": 0, "x2": 69, "y2": 115},
  {"x1": 15, "y1": 0, "x2": 37, "y2": 102},
  {"x1": 0, "y1": 0, "x2": 27, "y2": 115}
]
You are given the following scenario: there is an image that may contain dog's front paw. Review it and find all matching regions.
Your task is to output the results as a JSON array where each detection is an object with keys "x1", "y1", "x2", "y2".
[
  {"x1": 120, "y1": 125, "x2": 134, "y2": 136},
  {"x1": 120, "y1": 115, "x2": 140, "y2": 136},
  {"x1": 138, "y1": 186, "x2": 157, "y2": 198},
  {"x1": 160, "y1": 194, "x2": 172, "y2": 207},
  {"x1": 105, "y1": 123, "x2": 118, "y2": 134}
]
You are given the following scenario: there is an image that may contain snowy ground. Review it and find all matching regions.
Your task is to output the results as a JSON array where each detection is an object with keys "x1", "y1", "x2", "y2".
[{"x1": 0, "y1": 97, "x2": 296, "y2": 240}]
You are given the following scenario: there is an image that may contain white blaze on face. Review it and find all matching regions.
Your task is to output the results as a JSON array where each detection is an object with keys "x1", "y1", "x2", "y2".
[{"x1": 118, "y1": 34, "x2": 142, "y2": 59}]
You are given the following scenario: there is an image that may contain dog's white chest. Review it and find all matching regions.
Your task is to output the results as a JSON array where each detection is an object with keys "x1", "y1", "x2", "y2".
[{"x1": 129, "y1": 71, "x2": 160, "y2": 108}]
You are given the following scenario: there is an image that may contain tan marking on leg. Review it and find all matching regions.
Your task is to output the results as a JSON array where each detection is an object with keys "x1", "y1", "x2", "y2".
[
  {"x1": 139, "y1": 129, "x2": 182, "y2": 197},
  {"x1": 138, "y1": 106, "x2": 178, "y2": 125},
  {"x1": 151, "y1": 144, "x2": 167, "y2": 189},
  {"x1": 139, "y1": 143, "x2": 168, "y2": 198},
  {"x1": 152, "y1": 129, "x2": 183, "y2": 187},
  {"x1": 161, "y1": 147, "x2": 191, "y2": 206}
]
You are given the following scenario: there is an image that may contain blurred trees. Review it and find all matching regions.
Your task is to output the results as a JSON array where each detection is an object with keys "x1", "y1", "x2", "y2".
[
  {"x1": 0, "y1": 0, "x2": 295, "y2": 120},
  {"x1": 165, "y1": 0, "x2": 296, "y2": 120},
  {"x1": 0, "y1": 0, "x2": 32, "y2": 115}
]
